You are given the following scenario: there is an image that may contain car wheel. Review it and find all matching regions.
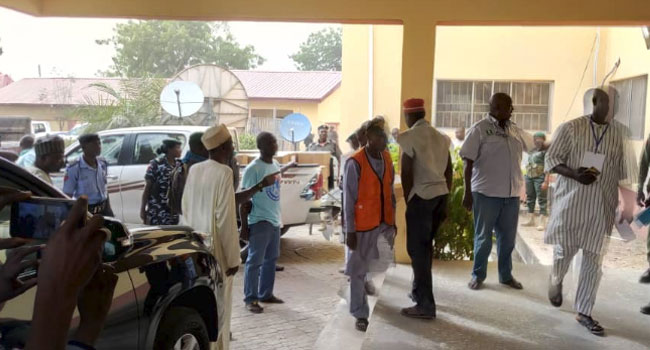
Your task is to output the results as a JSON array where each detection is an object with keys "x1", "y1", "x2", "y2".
[{"x1": 154, "y1": 307, "x2": 209, "y2": 350}]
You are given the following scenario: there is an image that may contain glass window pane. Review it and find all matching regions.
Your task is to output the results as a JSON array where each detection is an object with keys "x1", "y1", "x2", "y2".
[{"x1": 132, "y1": 133, "x2": 186, "y2": 165}]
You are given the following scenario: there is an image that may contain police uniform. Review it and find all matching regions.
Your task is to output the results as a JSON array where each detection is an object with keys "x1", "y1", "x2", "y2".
[{"x1": 63, "y1": 156, "x2": 114, "y2": 216}]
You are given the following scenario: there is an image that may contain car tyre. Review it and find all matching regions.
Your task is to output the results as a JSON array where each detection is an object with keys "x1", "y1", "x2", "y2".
[{"x1": 154, "y1": 306, "x2": 210, "y2": 350}]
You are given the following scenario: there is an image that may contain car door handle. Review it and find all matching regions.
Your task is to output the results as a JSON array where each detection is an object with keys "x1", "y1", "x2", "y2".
[{"x1": 107, "y1": 175, "x2": 119, "y2": 180}]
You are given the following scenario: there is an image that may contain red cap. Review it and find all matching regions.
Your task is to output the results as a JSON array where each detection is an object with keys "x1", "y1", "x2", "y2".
[{"x1": 403, "y1": 98, "x2": 425, "y2": 112}]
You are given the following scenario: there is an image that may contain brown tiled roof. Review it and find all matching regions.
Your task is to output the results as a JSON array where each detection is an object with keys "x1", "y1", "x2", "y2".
[{"x1": 0, "y1": 70, "x2": 342, "y2": 105}]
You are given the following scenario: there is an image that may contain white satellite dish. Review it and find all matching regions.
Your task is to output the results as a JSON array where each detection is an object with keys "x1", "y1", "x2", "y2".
[
  {"x1": 160, "y1": 81, "x2": 205, "y2": 118},
  {"x1": 169, "y1": 64, "x2": 249, "y2": 127}
]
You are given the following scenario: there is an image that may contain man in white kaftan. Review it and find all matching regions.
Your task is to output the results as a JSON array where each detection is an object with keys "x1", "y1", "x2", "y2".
[{"x1": 181, "y1": 124, "x2": 241, "y2": 350}]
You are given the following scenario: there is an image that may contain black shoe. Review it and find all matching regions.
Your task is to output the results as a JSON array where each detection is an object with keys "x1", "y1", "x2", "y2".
[
  {"x1": 640, "y1": 268, "x2": 650, "y2": 284},
  {"x1": 276, "y1": 265, "x2": 285, "y2": 272},
  {"x1": 641, "y1": 303, "x2": 650, "y2": 315},
  {"x1": 548, "y1": 276, "x2": 563, "y2": 307},
  {"x1": 246, "y1": 301, "x2": 264, "y2": 314},
  {"x1": 468, "y1": 277, "x2": 483, "y2": 290},
  {"x1": 260, "y1": 295, "x2": 285, "y2": 304},
  {"x1": 355, "y1": 318, "x2": 369, "y2": 332},
  {"x1": 500, "y1": 278, "x2": 523, "y2": 290},
  {"x1": 400, "y1": 305, "x2": 435, "y2": 319}
]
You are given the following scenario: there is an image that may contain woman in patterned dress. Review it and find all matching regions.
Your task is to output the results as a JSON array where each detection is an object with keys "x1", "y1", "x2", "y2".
[{"x1": 140, "y1": 139, "x2": 182, "y2": 225}]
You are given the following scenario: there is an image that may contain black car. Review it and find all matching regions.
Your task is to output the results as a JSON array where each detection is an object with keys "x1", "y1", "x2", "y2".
[{"x1": 0, "y1": 157, "x2": 224, "y2": 350}]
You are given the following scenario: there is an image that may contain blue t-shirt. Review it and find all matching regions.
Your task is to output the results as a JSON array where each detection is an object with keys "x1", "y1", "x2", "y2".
[{"x1": 241, "y1": 158, "x2": 281, "y2": 227}]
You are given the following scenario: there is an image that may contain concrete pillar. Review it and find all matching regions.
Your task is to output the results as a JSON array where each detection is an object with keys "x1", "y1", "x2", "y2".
[
  {"x1": 399, "y1": 20, "x2": 437, "y2": 127},
  {"x1": 394, "y1": 20, "x2": 437, "y2": 264}
]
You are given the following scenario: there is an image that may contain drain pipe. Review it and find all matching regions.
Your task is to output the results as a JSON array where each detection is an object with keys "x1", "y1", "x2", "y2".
[
  {"x1": 593, "y1": 27, "x2": 601, "y2": 87},
  {"x1": 368, "y1": 24, "x2": 374, "y2": 120}
]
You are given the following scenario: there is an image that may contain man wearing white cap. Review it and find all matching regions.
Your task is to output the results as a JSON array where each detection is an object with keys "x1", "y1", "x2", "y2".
[
  {"x1": 180, "y1": 124, "x2": 241, "y2": 350},
  {"x1": 27, "y1": 135, "x2": 65, "y2": 184}
]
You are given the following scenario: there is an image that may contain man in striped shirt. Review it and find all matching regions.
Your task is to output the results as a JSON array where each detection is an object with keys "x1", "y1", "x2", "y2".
[{"x1": 545, "y1": 88, "x2": 627, "y2": 336}]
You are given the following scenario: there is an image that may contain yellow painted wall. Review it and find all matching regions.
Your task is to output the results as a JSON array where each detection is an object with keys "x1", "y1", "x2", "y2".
[
  {"x1": 434, "y1": 26, "x2": 604, "y2": 134},
  {"x1": 317, "y1": 87, "x2": 342, "y2": 129},
  {"x1": 340, "y1": 24, "x2": 370, "y2": 152},
  {"x1": 373, "y1": 25, "x2": 403, "y2": 133}
]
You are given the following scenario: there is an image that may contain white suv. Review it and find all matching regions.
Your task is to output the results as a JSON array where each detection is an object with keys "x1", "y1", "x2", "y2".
[{"x1": 57, "y1": 125, "x2": 324, "y2": 230}]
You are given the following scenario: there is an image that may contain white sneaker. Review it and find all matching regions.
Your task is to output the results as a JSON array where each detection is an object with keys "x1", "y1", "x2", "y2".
[{"x1": 536, "y1": 216, "x2": 547, "y2": 231}]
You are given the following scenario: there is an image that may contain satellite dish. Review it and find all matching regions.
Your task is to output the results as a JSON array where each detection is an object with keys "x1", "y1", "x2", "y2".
[
  {"x1": 168, "y1": 64, "x2": 249, "y2": 127},
  {"x1": 160, "y1": 81, "x2": 204, "y2": 118},
  {"x1": 279, "y1": 113, "x2": 311, "y2": 143}
]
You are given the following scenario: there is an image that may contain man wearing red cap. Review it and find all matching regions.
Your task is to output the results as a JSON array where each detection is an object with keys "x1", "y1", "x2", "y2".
[
  {"x1": 460, "y1": 93, "x2": 535, "y2": 291},
  {"x1": 397, "y1": 98, "x2": 453, "y2": 319}
]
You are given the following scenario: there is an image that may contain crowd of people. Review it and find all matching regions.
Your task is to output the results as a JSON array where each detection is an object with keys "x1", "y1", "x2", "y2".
[{"x1": 2, "y1": 86, "x2": 650, "y2": 349}]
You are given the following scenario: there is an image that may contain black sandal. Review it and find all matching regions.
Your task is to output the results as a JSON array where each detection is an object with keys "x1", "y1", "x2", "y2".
[
  {"x1": 576, "y1": 314, "x2": 605, "y2": 336},
  {"x1": 355, "y1": 318, "x2": 369, "y2": 332}
]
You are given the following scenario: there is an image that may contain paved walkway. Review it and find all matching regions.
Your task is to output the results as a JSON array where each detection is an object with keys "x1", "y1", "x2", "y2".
[
  {"x1": 363, "y1": 262, "x2": 650, "y2": 350},
  {"x1": 230, "y1": 225, "x2": 346, "y2": 350}
]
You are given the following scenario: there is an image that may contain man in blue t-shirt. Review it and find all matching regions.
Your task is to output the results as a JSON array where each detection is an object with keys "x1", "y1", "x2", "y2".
[{"x1": 241, "y1": 132, "x2": 295, "y2": 313}]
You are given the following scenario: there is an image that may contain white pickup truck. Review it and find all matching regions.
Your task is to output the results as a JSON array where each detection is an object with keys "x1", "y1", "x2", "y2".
[{"x1": 54, "y1": 125, "x2": 325, "y2": 232}]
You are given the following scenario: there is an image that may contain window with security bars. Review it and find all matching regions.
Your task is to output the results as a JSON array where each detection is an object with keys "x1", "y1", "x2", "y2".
[
  {"x1": 611, "y1": 75, "x2": 647, "y2": 140},
  {"x1": 435, "y1": 80, "x2": 552, "y2": 131}
]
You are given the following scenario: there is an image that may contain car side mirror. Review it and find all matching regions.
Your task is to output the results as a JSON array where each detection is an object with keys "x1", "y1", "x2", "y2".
[{"x1": 102, "y1": 217, "x2": 134, "y2": 263}]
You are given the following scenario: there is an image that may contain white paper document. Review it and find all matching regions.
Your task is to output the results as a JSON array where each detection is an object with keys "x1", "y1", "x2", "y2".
[{"x1": 580, "y1": 151, "x2": 605, "y2": 172}]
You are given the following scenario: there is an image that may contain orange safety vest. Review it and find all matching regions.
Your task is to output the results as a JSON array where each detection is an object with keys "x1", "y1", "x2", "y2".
[{"x1": 350, "y1": 148, "x2": 395, "y2": 232}]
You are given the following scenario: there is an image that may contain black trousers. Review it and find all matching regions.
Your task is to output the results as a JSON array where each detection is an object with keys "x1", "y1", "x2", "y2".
[
  {"x1": 89, "y1": 199, "x2": 114, "y2": 217},
  {"x1": 405, "y1": 194, "x2": 447, "y2": 312}
]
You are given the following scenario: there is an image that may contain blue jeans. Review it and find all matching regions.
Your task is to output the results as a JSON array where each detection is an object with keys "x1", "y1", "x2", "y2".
[
  {"x1": 244, "y1": 221, "x2": 280, "y2": 304},
  {"x1": 471, "y1": 192, "x2": 519, "y2": 283}
]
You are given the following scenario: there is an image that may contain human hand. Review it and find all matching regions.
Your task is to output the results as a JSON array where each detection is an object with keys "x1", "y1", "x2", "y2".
[
  {"x1": 37, "y1": 196, "x2": 108, "y2": 298},
  {"x1": 73, "y1": 265, "x2": 118, "y2": 347},
  {"x1": 638, "y1": 191, "x2": 646, "y2": 207},
  {"x1": 0, "y1": 187, "x2": 31, "y2": 212},
  {"x1": 226, "y1": 266, "x2": 239, "y2": 276},
  {"x1": 261, "y1": 172, "x2": 280, "y2": 187},
  {"x1": 0, "y1": 243, "x2": 42, "y2": 304},
  {"x1": 346, "y1": 232, "x2": 357, "y2": 250},
  {"x1": 573, "y1": 167, "x2": 598, "y2": 185},
  {"x1": 541, "y1": 182, "x2": 549, "y2": 191},
  {"x1": 462, "y1": 191, "x2": 473, "y2": 211}
]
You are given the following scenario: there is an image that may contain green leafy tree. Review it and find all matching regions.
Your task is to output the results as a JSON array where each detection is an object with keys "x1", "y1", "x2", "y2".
[
  {"x1": 74, "y1": 78, "x2": 166, "y2": 132},
  {"x1": 97, "y1": 21, "x2": 265, "y2": 77},
  {"x1": 290, "y1": 27, "x2": 342, "y2": 71},
  {"x1": 238, "y1": 133, "x2": 257, "y2": 150}
]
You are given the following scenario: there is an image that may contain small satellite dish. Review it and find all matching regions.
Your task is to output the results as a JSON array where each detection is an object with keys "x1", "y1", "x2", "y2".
[
  {"x1": 160, "y1": 81, "x2": 205, "y2": 118},
  {"x1": 279, "y1": 113, "x2": 311, "y2": 143}
]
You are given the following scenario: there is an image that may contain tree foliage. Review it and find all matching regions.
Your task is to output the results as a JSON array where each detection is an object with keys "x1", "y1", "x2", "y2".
[
  {"x1": 98, "y1": 21, "x2": 265, "y2": 77},
  {"x1": 74, "y1": 78, "x2": 166, "y2": 132},
  {"x1": 290, "y1": 27, "x2": 342, "y2": 71}
]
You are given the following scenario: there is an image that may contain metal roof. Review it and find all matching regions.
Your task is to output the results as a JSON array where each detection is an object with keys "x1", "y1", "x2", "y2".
[
  {"x1": 231, "y1": 70, "x2": 341, "y2": 101},
  {"x1": 0, "y1": 70, "x2": 342, "y2": 105}
]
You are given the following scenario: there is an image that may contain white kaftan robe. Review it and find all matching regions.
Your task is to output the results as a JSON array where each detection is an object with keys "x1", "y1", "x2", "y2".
[
  {"x1": 181, "y1": 159, "x2": 241, "y2": 350},
  {"x1": 544, "y1": 116, "x2": 627, "y2": 254}
]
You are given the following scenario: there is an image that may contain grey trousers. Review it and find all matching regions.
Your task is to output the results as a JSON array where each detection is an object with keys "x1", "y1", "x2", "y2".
[
  {"x1": 551, "y1": 245, "x2": 604, "y2": 316},
  {"x1": 350, "y1": 271, "x2": 369, "y2": 319}
]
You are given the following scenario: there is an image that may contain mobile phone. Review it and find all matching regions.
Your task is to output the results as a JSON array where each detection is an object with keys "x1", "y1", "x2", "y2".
[
  {"x1": 10, "y1": 197, "x2": 81, "y2": 240},
  {"x1": 9, "y1": 197, "x2": 80, "y2": 282}
]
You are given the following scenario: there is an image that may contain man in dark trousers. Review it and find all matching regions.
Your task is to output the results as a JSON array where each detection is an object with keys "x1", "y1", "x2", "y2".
[
  {"x1": 63, "y1": 134, "x2": 114, "y2": 216},
  {"x1": 397, "y1": 98, "x2": 452, "y2": 319}
]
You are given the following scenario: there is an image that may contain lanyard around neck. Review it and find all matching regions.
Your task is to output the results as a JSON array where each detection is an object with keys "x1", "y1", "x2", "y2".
[{"x1": 589, "y1": 118, "x2": 609, "y2": 153}]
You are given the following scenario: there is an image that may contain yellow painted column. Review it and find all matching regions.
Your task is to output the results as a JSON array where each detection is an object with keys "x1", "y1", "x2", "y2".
[{"x1": 394, "y1": 20, "x2": 436, "y2": 264}]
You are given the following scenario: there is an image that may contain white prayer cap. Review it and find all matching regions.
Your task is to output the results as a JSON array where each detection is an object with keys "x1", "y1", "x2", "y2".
[{"x1": 201, "y1": 124, "x2": 231, "y2": 151}]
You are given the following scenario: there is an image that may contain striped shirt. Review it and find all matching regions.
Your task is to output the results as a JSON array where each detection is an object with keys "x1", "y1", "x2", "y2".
[{"x1": 544, "y1": 115, "x2": 627, "y2": 253}]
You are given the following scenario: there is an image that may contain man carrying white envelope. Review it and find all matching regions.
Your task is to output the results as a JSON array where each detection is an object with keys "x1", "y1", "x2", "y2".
[{"x1": 544, "y1": 88, "x2": 628, "y2": 337}]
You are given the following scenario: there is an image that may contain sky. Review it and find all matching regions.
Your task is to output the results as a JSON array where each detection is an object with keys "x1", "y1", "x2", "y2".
[{"x1": 0, "y1": 7, "x2": 339, "y2": 80}]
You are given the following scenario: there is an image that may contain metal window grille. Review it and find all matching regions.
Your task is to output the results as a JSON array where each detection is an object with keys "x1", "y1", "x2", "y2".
[
  {"x1": 611, "y1": 75, "x2": 647, "y2": 140},
  {"x1": 435, "y1": 80, "x2": 551, "y2": 131}
]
